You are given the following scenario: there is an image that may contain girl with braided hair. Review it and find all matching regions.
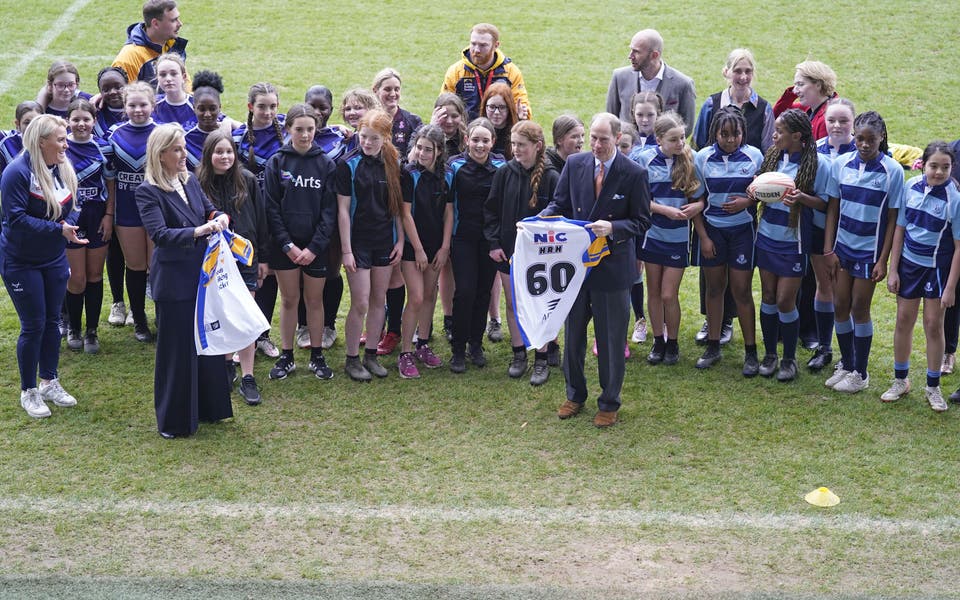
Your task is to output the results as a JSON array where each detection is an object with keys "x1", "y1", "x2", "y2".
[
  {"x1": 232, "y1": 82, "x2": 285, "y2": 358},
  {"x1": 484, "y1": 120, "x2": 559, "y2": 385},
  {"x1": 635, "y1": 111, "x2": 704, "y2": 366},
  {"x1": 823, "y1": 111, "x2": 904, "y2": 393},
  {"x1": 752, "y1": 108, "x2": 833, "y2": 382},
  {"x1": 336, "y1": 108, "x2": 405, "y2": 381}
]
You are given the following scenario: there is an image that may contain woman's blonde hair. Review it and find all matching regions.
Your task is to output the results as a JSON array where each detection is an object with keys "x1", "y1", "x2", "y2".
[
  {"x1": 22, "y1": 114, "x2": 77, "y2": 220},
  {"x1": 144, "y1": 123, "x2": 188, "y2": 191}
]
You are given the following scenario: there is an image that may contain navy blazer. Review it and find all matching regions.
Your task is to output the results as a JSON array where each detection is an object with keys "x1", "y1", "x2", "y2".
[
  {"x1": 541, "y1": 151, "x2": 650, "y2": 291},
  {"x1": 136, "y1": 175, "x2": 222, "y2": 303}
]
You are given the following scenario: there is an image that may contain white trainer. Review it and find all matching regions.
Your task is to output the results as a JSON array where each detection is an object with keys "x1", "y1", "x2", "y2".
[
  {"x1": 926, "y1": 386, "x2": 948, "y2": 412},
  {"x1": 321, "y1": 326, "x2": 337, "y2": 350},
  {"x1": 40, "y1": 379, "x2": 77, "y2": 407},
  {"x1": 108, "y1": 301, "x2": 127, "y2": 326},
  {"x1": 880, "y1": 378, "x2": 910, "y2": 402},
  {"x1": 295, "y1": 326, "x2": 311, "y2": 349},
  {"x1": 825, "y1": 363, "x2": 850, "y2": 388},
  {"x1": 20, "y1": 388, "x2": 51, "y2": 418},
  {"x1": 631, "y1": 318, "x2": 648, "y2": 344},
  {"x1": 124, "y1": 310, "x2": 134, "y2": 326},
  {"x1": 833, "y1": 370, "x2": 869, "y2": 393},
  {"x1": 256, "y1": 336, "x2": 280, "y2": 358}
]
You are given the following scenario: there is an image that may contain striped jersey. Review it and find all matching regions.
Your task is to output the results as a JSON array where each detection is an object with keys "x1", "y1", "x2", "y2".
[
  {"x1": 184, "y1": 125, "x2": 212, "y2": 172},
  {"x1": 756, "y1": 151, "x2": 832, "y2": 254},
  {"x1": 66, "y1": 136, "x2": 112, "y2": 206},
  {"x1": 816, "y1": 137, "x2": 856, "y2": 160},
  {"x1": 0, "y1": 131, "x2": 23, "y2": 173},
  {"x1": 635, "y1": 146, "x2": 704, "y2": 257},
  {"x1": 827, "y1": 152, "x2": 904, "y2": 262},
  {"x1": 232, "y1": 114, "x2": 286, "y2": 184},
  {"x1": 694, "y1": 143, "x2": 763, "y2": 228},
  {"x1": 105, "y1": 120, "x2": 156, "y2": 216},
  {"x1": 898, "y1": 176, "x2": 960, "y2": 268},
  {"x1": 94, "y1": 107, "x2": 126, "y2": 139}
]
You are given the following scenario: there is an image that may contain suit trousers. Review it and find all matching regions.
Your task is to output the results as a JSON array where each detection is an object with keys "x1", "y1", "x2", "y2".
[{"x1": 563, "y1": 285, "x2": 631, "y2": 412}]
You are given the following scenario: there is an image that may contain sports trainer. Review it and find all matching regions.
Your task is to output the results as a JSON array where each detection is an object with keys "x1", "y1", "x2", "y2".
[
  {"x1": 441, "y1": 23, "x2": 531, "y2": 121},
  {"x1": 540, "y1": 113, "x2": 650, "y2": 428},
  {"x1": 606, "y1": 29, "x2": 696, "y2": 136}
]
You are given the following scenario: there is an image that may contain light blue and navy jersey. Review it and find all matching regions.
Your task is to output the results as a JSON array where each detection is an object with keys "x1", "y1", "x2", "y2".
[
  {"x1": 898, "y1": 176, "x2": 960, "y2": 268},
  {"x1": 153, "y1": 95, "x2": 196, "y2": 128},
  {"x1": 184, "y1": 125, "x2": 212, "y2": 172},
  {"x1": 694, "y1": 143, "x2": 763, "y2": 228},
  {"x1": 636, "y1": 147, "x2": 704, "y2": 257},
  {"x1": 105, "y1": 120, "x2": 156, "y2": 215},
  {"x1": 94, "y1": 106, "x2": 126, "y2": 139},
  {"x1": 816, "y1": 137, "x2": 856, "y2": 160},
  {"x1": 232, "y1": 114, "x2": 286, "y2": 184},
  {"x1": 756, "y1": 152, "x2": 832, "y2": 254},
  {"x1": 66, "y1": 136, "x2": 112, "y2": 206},
  {"x1": 628, "y1": 137, "x2": 657, "y2": 165},
  {"x1": 0, "y1": 131, "x2": 23, "y2": 173},
  {"x1": 826, "y1": 152, "x2": 904, "y2": 262}
]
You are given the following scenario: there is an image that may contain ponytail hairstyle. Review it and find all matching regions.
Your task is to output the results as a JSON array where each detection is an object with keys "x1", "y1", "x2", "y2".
[
  {"x1": 192, "y1": 69, "x2": 224, "y2": 102},
  {"x1": 551, "y1": 114, "x2": 583, "y2": 150},
  {"x1": 921, "y1": 140, "x2": 955, "y2": 169},
  {"x1": 409, "y1": 123, "x2": 447, "y2": 175},
  {"x1": 97, "y1": 66, "x2": 128, "y2": 89},
  {"x1": 197, "y1": 130, "x2": 248, "y2": 212},
  {"x1": 511, "y1": 120, "x2": 546, "y2": 208},
  {"x1": 245, "y1": 82, "x2": 282, "y2": 169},
  {"x1": 358, "y1": 108, "x2": 402, "y2": 217},
  {"x1": 758, "y1": 108, "x2": 817, "y2": 227},
  {"x1": 654, "y1": 111, "x2": 699, "y2": 197},
  {"x1": 707, "y1": 104, "x2": 746, "y2": 148},
  {"x1": 285, "y1": 102, "x2": 318, "y2": 128},
  {"x1": 43, "y1": 60, "x2": 81, "y2": 108},
  {"x1": 22, "y1": 115, "x2": 78, "y2": 220},
  {"x1": 14, "y1": 101, "x2": 43, "y2": 132},
  {"x1": 434, "y1": 92, "x2": 468, "y2": 152},
  {"x1": 67, "y1": 98, "x2": 97, "y2": 121},
  {"x1": 122, "y1": 81, "x2": 157, "y2": 107},
  {"x1": 853, "y1": 111, "x2": 889, "y2": 156},
  {"x1": 154, "y1": 52, "x2": 187, "y2": 96}
]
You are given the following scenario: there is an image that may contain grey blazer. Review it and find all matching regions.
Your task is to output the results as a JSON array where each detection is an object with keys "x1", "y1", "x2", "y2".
[{"x1": 605, "y1": 63, "x2": 696, "y2": 136}]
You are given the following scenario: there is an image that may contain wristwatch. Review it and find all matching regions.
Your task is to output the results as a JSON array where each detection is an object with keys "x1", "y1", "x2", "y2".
[{"x1": 282, "y1": 242, "x2": 295, "y2": 253}]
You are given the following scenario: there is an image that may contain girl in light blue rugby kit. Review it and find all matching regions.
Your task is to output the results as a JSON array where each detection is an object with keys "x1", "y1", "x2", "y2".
[
  {"x1": 882, "y1": 143, "x2": 960, "y2": 412},
  {"x1": 752, "y1": 109, "x2": 832, "y2": 383},
  {"x1": 636, "y1": 111, "x2": 704, "y2": 366},
  {"x1": 691, "y1": 106, "x2": 763, "y2": 375},
  {"x1": 823, "y1": 111, "x2": 904, "y2": 393}
]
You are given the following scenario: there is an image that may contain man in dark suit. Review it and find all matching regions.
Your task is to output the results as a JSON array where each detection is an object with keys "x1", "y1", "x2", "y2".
[
  {"x1": 606, "y1": 29, "x2": 696, "y2": 136},
  {"x1": 541, "y1": 113, "x2": 651, "y2": 427}
]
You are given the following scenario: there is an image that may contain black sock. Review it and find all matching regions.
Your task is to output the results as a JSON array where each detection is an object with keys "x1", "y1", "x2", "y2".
[
  {"x1": 65, "y1": 291, "x2": 84, "y2": 331},
  {"x1": 744, "y1": 343, "x2": 758, "y2": 357},
  {"x1": 513, "y1": 345, "x2": 525, "y2": 354},
  {"x1": 125, "y1": 268, "x2": 148, "y2": 326},
  {"x1": 386, "y1": 285, "x2": 405, "y2": 334},
  {"x1": 85, "y1": 280, "x2": 103, "y2": 332},
  {"x1": 666, "y1": 338, "x2": 679, "y2": 353},
  {"x1": 364, "y1": 347, "x2": 378, "y2": 356},
  {"x1": 534, "y1": 350, "x2": 548, "y2": 361},
  {"x1": 416, "y1": 338, "x2": 428, "y2": 349},
  {"x1": 323, "y1": 274, "x2": 343, "y2": 329},
  {"x1": 106, "y1": 237, "x2": 125, "y2": 303}
]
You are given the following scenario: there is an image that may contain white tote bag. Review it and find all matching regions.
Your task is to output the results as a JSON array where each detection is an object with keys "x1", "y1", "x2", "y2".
[{"x1": 194, "y1": 230, "x2": 270, "y2": 355}]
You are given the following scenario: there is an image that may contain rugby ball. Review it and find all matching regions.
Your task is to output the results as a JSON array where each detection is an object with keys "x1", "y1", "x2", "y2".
[{"x1": 749, "y1": 172, "x2": 796, "y2": 204}]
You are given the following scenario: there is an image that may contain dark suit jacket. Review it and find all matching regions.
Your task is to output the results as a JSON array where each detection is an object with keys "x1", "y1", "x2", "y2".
[
  {"x1": 541, "y1": 151, "x2": 650, "y2": 291},
  {"x1": 136, "y1": 175, "x2": 222, "y2": 303},
  {"x1": 606, "y1": 63, "x2": 697, "y2": 136}
]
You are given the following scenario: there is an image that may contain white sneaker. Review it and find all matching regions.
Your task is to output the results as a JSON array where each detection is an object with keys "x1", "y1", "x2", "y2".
[
  {"x1": 295, "y1": 326, "x2": 311, "y2": 349},
  {"x1": 825, "y1": 363, "x2": 850, "y2": 388},
  {"x1": 256, "y1": 336, "x2": 280, "y2": 358},
  {"x1": 108, "y1": 302, "x2": 127, "y2": 326},
  {"x1": 833, "y1": 370, "x2": 869, "y2": 393},
  {"x1": 20, "y1": 388, "x2": 51, "y2": 418},
  {"x1": 124, "y1": 310, "x2": 135, "y2": 326},
  {"x1": 40, "y1": 379, "x2": 77, "y2": 407},
  {"x1": 926, "y1": 386, "x2": 948, "y2": 412},
  {"x1": 631, "y1": 318, "x2": 648, "y2": 343},
  {"x1": 880, "y1": 378, "x2": 910, "y2": 402},
  {"x1": 321, "y1": 326, "x2": 337, "y2": 350}
]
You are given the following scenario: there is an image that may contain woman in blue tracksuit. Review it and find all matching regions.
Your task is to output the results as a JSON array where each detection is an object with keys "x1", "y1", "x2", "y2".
[{"x1": 0, "y1": 115, "x2": 86, "y2": 418}]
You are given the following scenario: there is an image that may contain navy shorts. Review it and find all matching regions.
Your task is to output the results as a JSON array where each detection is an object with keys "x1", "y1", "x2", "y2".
[
  {"x1": 897, "y1": 257, "x2": 948, "y2": 299},
  {"x1": 402, "y1": 242, "x2": 440, "y2": 263},
  {"x1": 238, "y1": 262, "x2": 259, "y2": 291},
  {"x1": 756, "y1": 249, "x2": 806, "y2": 278},
  {"x1": 67, "y1": 202, "x2": 109, "y2": 250},
  {"x1": 694, "y1": 221, "x2": 755, "y2": 271},
  {"x1": 115, "y1": 195, "x2": 143, "y2": 227},
  {"x1": 639, "y1": 247, "x2": 688, "y2": 269},
  {"x1": 270, "y1": 247, "x2": 329, "y2": 279},
  {"x1": 839, "y1": 257, "x2": 876, "y2": 280},
  {"x1": 352, "y1": 246, "x2": 394, "y2": 269}
]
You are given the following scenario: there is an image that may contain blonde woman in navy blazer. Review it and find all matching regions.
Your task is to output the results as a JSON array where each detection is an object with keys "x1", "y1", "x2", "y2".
[{"x1": 136, "y1": 123, "x2": 232, "y2": 439}]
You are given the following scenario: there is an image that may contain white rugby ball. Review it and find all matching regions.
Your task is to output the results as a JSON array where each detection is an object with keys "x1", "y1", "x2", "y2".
[{"x1": 749, "y1": 172, "x2": 796, "y2": 204}]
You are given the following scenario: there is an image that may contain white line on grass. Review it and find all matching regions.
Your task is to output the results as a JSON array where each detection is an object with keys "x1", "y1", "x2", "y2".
[
  {"x1": 0, "y1": 0, "x2": 96, "y2": 98},
  {"x1": 2, "y1": 497, "x2": 959, "y2": 535}
]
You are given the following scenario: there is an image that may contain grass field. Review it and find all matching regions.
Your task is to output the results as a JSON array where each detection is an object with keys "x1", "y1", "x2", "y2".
[{"x1": 2, "y1": 1, "x2": 960, "y2": 598}]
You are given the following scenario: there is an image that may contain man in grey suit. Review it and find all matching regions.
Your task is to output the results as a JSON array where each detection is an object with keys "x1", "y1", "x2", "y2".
[
  {"x1": 605, "y1": 29, "x2": 696, "y2": 136},
  {"x1": 540, "y1": 113, "x2": 650, "y2": 428}
]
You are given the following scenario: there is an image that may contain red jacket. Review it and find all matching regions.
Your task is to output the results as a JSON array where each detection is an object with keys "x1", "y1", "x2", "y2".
[{"x1": 773, "y1": 86, "x2": 836, "y2": 141}]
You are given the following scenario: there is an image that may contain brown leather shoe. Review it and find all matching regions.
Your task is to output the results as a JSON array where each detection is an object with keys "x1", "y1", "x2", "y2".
[
  {"x1": 593, "y1": 410, "x2": 618, "y2": 428},
  {"x1": 557, "y1": 400, "x2": 583, "y2": 419}
]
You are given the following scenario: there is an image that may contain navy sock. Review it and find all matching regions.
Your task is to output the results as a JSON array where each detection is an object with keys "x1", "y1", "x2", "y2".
[
  {"x1": 894, "y1": 361, "x2": 909, "y2": 381},
  {"x1": 836, "y1": 317, "x2": 855, "y2": 369},
  {"x1": 65, "y1": 291, "x2": 84, "y2": 332},
  {"x1": 813, "y1": 299, "x2": 834, "y2": 350},
  {"x1": 928, "y1": 370, "x2": 941, "y2": 388},
  {"x1": 853, "y1": 320, "x2": 873, "y2": 378},
  {"x1": 759, "y1": 302, "x2": 779, "y2": 357},
  {"x1": 779, "y1": 308, "x2": 800, "y2": 360},
  {"x1": 125, "y1": 268, "x2": 148, "y2": 326},
  {"x1": 84, "y1": 280, "x2": 103, "y2": 332}
]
